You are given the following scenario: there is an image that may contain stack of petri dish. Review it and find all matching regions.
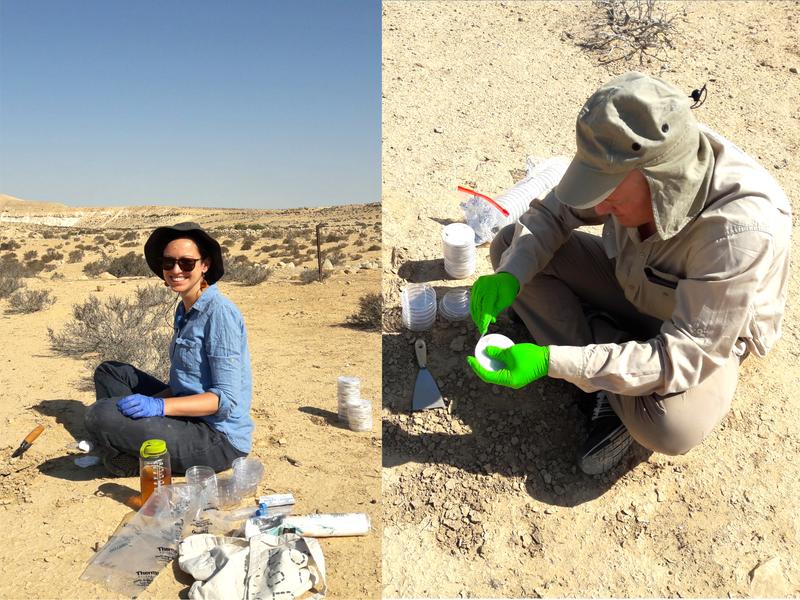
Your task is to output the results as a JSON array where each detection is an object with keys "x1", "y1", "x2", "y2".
[
  {"x1": 442, "y1": 223, "x2": 476, "y2": 279},
  {"x1": 439, "y1": 288, "x2": 471, "y2": 321},
  {"x1": 337, "y1": 376, "x2": 361, "y2": 422},
  {"x1": 401, "y1": 283, "x2": 437, "y2": 331},
  {"x1": 346, "y1": 399, "x2": 373, "y2": 432}
]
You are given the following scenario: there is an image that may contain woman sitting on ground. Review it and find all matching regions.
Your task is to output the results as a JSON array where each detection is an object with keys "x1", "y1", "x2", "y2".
[{"x1": 84, "y1": 222, "x2": 253, "y2": 476}]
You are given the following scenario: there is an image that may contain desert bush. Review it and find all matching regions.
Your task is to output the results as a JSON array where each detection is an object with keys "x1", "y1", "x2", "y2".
[
  {"x1": 326, "y1": 251, "x2": 347, "y2": 266},
  {"x1": 578, "y1": 0, "x2": 680, "y2": 65},
  {"x1": 367, "y1": 244, "x2": 381, "y2": 252},
  {"x1": 48, "y1": 285, "x2": 174, "y2": 381},
  {"x1": 353, "y1": 238, "x2": 365, "y2": 247},
  {"x1": 84, "y1": 252, "x2": 151, "y2": 278},
  {"x1": 299, "y1": 268, "x2": 330, "y2": 284},
  {"x1": 41, "y1": 230, "x2": 56, "y2": 239},
  {"x1": 94, "y1": 235, "x2": 106, "y2": 244},
  {"x1": 233, "y1": 223, "x2": 248, "y2": 231},
  {"x1": 105, "y1": 231, "x2": 122, "y2": 240},
  {"x1": 7, "y1": 289, "x2": 55, "y2": 314},
  {"x1": 51, "y1": 272, "x2": 66, "y2": 280},
  {"x1": 0, "y1": 240, "x2": 20, "y2": 251},
  {"x1": 2, "y1": 252, "x2": 17, "y2": 262},
  {"x1": 350, "y1": 253, "x2": 363, "y2": 261},
  {"x1": 324, "y1": 232, "x2": 347, "y2": 243},
  {"x1": 122, "y1": 231, "x2": 137, "y2": 242},
  {"x1": 345, "y1": 293, "x2": 382, "y2": 331},
  {"x1": 23, "y1": 250, "x2": 38, "y2": 261},
  {"x1": 1, "y1": 257, "x2": 44, "y2": 278},
  {"x1": 259, "y1": 244, "x2": 281, "y2": 254},
  {"x1": 0, "y1": 276, "x2": 25, "y2": 299},
  {"x1": 61, "y1": 232, "x2": 72, "y2": 240},
  {"x1": 41, "y1": 249, "x2": 64, "y2": 263},
  {"x1": 43, "y1": 263, "x2": 57, "y2": 272},
  {"x1": 68, "y1": 249, "x2": 85, "y2": 263},
  {"x1": 226, "y1": 255, "x2": 273, "y2": 286},
  {"x1": 240, "y1": 236, "x2": 256, "y2": 251}
]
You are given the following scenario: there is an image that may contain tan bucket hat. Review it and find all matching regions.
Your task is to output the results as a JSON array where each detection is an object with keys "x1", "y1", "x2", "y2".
[{"x1": 555, "y1": 72, "x2": 702, "y2": 211}]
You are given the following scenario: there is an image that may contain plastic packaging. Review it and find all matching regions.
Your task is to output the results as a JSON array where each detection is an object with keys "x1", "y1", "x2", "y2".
[
  {"x1": 346, "y1": 399, "x2": 373, "y2": 432},
  {"x1": 442, "y1": 223, "x2": 477, "y2": 279},
  {"x1": 460, "y1": 156, "x2": 569, "y2": 244},
  {"x1": 282, "y1": 513, "x2": 371, "y2": 537},
  {"x1": 139, "y1": 439, "x2": 172, "y2": 506},
  {"x1": 258, "y1": 493, "x2": 295, "y2": 508},
  {"x1": 495, "y1": 156, "x2": 570, "y2": 227},
  {"x1": 188, "y1": 506, "x2": 257, "y2": 537},
  {"x1": 439, "y1": 288, "x2": 471, "y2": 321},
  {"x1": 401, "y1": 283, "x2": 437, "y2": 331},
  {"x1": 337, "y1": 376, "x2": 361, "y2": 422},
  {"x1": 81, "y1": 483, "x2": 203, "y2": 597}
]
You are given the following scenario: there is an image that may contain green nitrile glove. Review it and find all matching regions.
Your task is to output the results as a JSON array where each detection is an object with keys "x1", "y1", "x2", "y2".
[
  {"x1": 466, "y1": 343, "x2": 550, "y2": 389},
  {"x1": 469, "y1": 271, "x2": 520, "y2": 335}
]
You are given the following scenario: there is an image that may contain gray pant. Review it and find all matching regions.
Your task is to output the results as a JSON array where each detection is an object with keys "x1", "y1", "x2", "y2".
[{"x1": 491, "y1": 225, "x2": 740, "y2": 456}]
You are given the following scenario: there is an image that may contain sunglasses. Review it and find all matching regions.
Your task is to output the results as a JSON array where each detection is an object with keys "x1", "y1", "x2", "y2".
[{"x1": 161, "y1": 256, "x2": 201, "y2": 271}]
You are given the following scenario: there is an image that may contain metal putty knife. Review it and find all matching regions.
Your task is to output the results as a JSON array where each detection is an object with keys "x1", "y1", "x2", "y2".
[{"x1": 411, "y1": 339, "x2": 445, "y2": 412}]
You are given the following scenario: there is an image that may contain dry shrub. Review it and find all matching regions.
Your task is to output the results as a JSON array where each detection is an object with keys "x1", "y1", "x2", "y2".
[
  {"x1": 23, "y1": 250, "x2": 38, "y2": 261},
  {"x1": 68, "y1": 249, "x2": 85, "y2": 263},
  {"x1": 367, "y1": 244, "x2": 381, "y2": 252},
  {"x1": 240, "y1": 236, "x2": 255, "y2": 251},
  {"x1": 84, "y1": 252, "x2": 152, "y2": 278},
  {"x1": 226, "y1": 255, "x2": 273, "y2": 286},
  {"x1": 299, "y1": 269, "x2": 330, "y2": 284},
  {"x1": 48, "y1": 284, "x2": 174, "y2": 381},
  {"x1": 7, "y1": 289, "x2": 55, "y2": 314},
  {"x1": 324, "y1": 231, "x2": 347, "y2": 243},
  {"x1": 578, "y1": 0, "x2": 681, "y2": 65},
  {"x1": 345, "y1": 293, "x2": 382, "y2": 331},
  {"x1": 122, "y1": 231, "x2": 137, "y2": 242},
  {"x1": 0, "y1": 276, "x2": 25, "y2": 299},
  {"x1": 326, "y1": 251, "x2": 347, "y2": 266},
  {"x1": 0, "y1": 240, "x2": 20, "y2": 251},
  {"x1": 41, "y1": 249, "x2": 64, "y2": 263},
  {"x1": 1, "y1": 257, "x2": 45, "y2": 278}
]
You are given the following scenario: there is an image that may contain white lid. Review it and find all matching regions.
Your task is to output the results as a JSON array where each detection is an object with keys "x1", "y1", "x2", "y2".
[
  {"x1": 441, "y1": 223, "x2": 476, "y2": 247},
  {"x1": 474, "y1": 333, "x2": 515, "y2": 371}
]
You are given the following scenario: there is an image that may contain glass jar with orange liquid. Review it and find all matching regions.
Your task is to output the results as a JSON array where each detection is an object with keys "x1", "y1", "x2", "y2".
[{"x1": 139, "y1": 439, "x2": 172, "y2": 506}]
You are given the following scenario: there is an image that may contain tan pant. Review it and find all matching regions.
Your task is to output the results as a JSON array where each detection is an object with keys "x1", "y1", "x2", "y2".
[{"x1": 491, "y1": 224, "x2": 740, "y2": 456}]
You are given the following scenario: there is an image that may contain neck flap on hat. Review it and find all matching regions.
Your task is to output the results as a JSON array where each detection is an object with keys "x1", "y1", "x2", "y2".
[{"x1": 642, "y1": 129, "x2": 715, "y2": 241}]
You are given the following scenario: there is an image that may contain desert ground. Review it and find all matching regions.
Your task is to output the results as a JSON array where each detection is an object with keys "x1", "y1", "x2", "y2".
[
  {"x1": 382, "y1": 1, "x2": 800, "y2": 598},
  {"x1": 0, "y1": 196, "x2": 382, "y2": 598}
]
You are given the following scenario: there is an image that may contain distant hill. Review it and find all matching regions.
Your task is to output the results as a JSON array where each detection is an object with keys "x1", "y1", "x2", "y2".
[{"x1": 0, "y1": 194, "x2": 380, "y2": 230}]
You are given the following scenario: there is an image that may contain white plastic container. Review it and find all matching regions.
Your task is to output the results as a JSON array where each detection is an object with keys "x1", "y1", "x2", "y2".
[
  {"x1": 441, "y1": 223, "x2": 476, "y2": 279},
  {"x1": 474, "y1": 333, "x2": 515, "y2": 371},
  {"x1": 401, "y1": 283, "x2": 437, "y2": 331}
]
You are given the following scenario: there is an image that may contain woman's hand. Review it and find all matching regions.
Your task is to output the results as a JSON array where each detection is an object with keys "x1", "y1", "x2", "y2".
[{"x1": 117, "y1": 394, "x2": 165, "y2": 419}]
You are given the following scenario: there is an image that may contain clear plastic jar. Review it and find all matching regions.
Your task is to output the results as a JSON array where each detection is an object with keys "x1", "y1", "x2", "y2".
[{"x1": 139, "y1": 439, "x2": 172, "y2": 506}]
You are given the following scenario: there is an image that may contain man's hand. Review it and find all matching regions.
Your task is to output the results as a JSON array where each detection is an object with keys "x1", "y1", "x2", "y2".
[
  {"x1": 117, "y1": 394, "x2": 165, "y2": 419},
  {"x1": 466, "y1": 343, "x2": 550, "y2": 389},
  {"x1": 469, "y1": 272, "x2": 520, "y2": 335}
]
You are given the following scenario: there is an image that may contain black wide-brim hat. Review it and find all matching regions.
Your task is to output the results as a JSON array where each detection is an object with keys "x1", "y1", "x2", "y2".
[{"x1": 144, "y1": 222, "x2": 224, "y2": 284}]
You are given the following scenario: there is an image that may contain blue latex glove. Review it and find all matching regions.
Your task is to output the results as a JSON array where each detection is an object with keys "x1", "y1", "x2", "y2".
[{"x1": 117, "y1": 394, "x2": 165, "y2": 419}]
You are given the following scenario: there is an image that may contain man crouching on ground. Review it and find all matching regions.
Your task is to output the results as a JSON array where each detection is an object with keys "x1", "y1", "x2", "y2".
[{"x1": 467, "y1": 72, "x2": 791, "y2": 475}]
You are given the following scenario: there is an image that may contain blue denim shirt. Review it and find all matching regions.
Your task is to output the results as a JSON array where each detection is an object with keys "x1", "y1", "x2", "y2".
[{"x1": 169, "y1": 284, "x2": 253, "y2": 453}]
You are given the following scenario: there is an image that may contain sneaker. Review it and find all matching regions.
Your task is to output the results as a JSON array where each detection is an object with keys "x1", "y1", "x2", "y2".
[
  {"x1": 577, "y1": 391, "x2": 632, "y2": 475},
  {"x1": 101, "y1": 450, "x2": 139, "y2": 477}
]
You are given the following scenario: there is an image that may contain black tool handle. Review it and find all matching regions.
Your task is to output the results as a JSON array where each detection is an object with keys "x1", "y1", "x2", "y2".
[{"x1": 415, "y1": 339, "x2": 427, "y2": 368}]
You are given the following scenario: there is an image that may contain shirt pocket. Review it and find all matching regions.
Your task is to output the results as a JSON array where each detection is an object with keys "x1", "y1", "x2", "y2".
[
  {"x1": 172, "y1": 337, "x2": 202, "y2": 374},
  {"x1": 639, "y1": 265, "x2": 680, "y2": 322}
]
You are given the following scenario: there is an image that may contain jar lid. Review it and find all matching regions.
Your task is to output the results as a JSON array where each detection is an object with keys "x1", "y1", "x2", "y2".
[{"x1": 140, "y1": 439, "x2": 167, "y2": 458}]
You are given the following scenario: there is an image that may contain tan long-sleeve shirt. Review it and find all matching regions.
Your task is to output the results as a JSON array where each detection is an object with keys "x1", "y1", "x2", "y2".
[{"x1": 497, "y1": 127, "x2": 792, "y2": 396}]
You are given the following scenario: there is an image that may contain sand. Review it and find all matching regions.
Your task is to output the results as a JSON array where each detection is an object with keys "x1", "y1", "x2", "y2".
[
  {"x1": 0, "y1": 202, "x2": 381, "y2": 598},
  {"x1": 381, "y1": 1, "x2": 800, "y2": 597}
]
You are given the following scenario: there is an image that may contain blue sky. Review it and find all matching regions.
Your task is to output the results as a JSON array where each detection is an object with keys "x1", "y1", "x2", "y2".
[{"x1": 0, "y1": 0, "x2": 380, "y2": 209}]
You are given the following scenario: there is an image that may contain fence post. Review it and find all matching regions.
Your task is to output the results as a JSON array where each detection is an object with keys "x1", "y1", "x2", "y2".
[{"x1": 316, "y1": 223, "x2": 324, "y2": 281}]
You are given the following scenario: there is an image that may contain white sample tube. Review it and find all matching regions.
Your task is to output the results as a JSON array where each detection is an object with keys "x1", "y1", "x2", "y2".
[{"x1": 282, "y1": 513, "x2": 371, "y2": 537}]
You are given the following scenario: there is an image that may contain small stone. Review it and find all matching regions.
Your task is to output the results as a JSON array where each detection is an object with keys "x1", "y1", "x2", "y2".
[
  {"x1": 450, "y1": 336, "x2": 466, "y2": 352},
  {"x1": 790, "y1": 67, "x2": 798, "y2": 74},
  {"x1": 749, "y1": 556, "x2": 790, "y2": 597},
  {"x1": 445, "y1": 478, "x2": 457, "y2": 490},
  {"x1": 433, "y1": 127, "x2": 443, "y2": 133},
  {"x1": 277, "y1": 438, "x2": 287, "y2": 446}
]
